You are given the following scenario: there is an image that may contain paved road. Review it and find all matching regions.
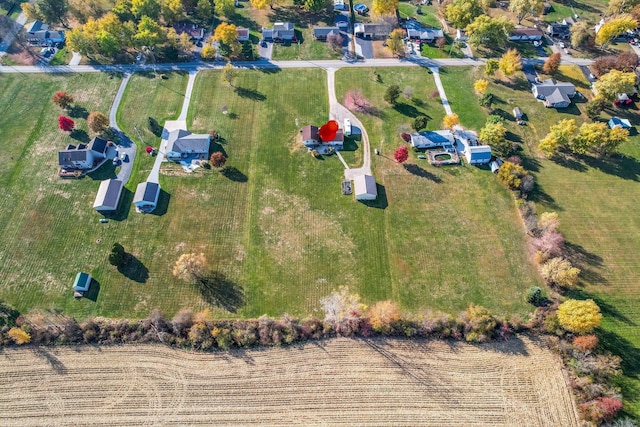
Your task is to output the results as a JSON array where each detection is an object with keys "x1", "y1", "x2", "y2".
[
  {"x1": 108, "y1": 73, "x2": 137, "y2": 185},
  {"x1": 0, "y1": 56, "x2": 595, "y2": 74}
]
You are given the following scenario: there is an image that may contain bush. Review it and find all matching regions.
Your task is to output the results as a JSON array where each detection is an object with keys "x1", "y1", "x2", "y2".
[
  {"x1": 367, "y1": 300, "x2": 401, "y2": 334},
  {"x1": 557, "y1": 299, "x2": 602, "y2": 334},
  {"x1": 413, "y1": 115, "x2": 428, "y2": 131},
  {"x1": 108, "y1": 242, "x2": 125, "y2": 266},
  {"x1": 459, "y1": 304, "x2": 497, "y2": 343},
  {"x1": 573, "y1": 334, "x2": 599, "y2": 352},
  {"x1": 541, "y1": 257, "x2": 580, "y2": 288},
  {"x1": 58, "y1": 116, "x2": 75, "y2": 132},
  {"x1": 579, "y1": 397, "x2": 623, "y2": 424},
  {"x1": 210, "y1": 152, "x2": 227, "y2": 168},
  {"x1": 526, "y1": 286, "x2": 545, "y2": 306},
  {"x1": 8, "y1": 327, "x2": 30, "y2": 345}
]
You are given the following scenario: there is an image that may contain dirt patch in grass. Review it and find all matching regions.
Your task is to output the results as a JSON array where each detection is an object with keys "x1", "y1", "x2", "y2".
[
  {"x1": 373, "y1": 41, "x2": 396, "y2": 58},
  {"x1": 0, "y1": 335, "x2": 579, "y2": 426}
]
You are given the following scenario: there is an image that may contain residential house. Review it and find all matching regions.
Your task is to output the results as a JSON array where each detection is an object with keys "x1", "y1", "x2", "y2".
[
  {"x1": 237, "y1": 27, "x2": 250, "y2": 42},
  {"x1": 354, "y1": 23, "x2": 393, "y2": 39},
  {"x1": 173, "y1": 22, "x2": 204, "y2": 40},
  {"x1": 25, "y1": 20, "x2": 48, "y2": 34},
  {"x1": 608, "y1": 117, "x2": 632, "y2": 129},
  {"x1": 300, "y1": 125, "x2": 344, "y2": 149},
  {"x1": 563, "y1": 17, "x2": 577, "y2": 26},
  {"x1": 455, "y1": 29, "x2": 468, "y2": 41},
  {"x1": 335, "y1": 14, "x2": 350, "y2": 30},
  {"x1": 165, "y1": 129, "x2": 211, "y2": 162},
  {"x1": 58, "y1": 137, "x2": 109, "y2": 170},
  {"x1": 262, "y1": 22, "x2": 295, "y2": 42},
  {"x1": 313, "y1": 27, "x2": 341, "y2": 41},
  {"x1": 353, "y1": 174, "x2": 377, "y2": 200},
  {"x1": 546, "y1": 23, "x2": 571, "y2": 39},
  {"x1": 405, "y1": 20, "x2": 443, "y2": 42},
  {"x1": 133, "y1": 181, "x2": 160, "y2": 213},
  {"x1": 334, "y1": 0, "x2": 347, "y2": 11},
  {"x1": 409, "y1": 130, "x2": 455, "y2": 149},
  {"x1": 27, "y1": 29, "x2": 65, "y2": 46},
  {"x1": 465, "y1": 145, "x2": 492, "y2": 165},
  {"x1": 93, "y1": 179, "x2": 124, "y2": 212},
  {"x1": 509, "y1": 28, "x2": 543, "y2": 41},
  {"x1": 532, "y1": 79, "x2": 576, "y2": 108}
]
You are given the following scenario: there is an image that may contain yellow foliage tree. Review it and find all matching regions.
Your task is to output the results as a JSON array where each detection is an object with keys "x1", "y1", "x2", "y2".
[
  {"x1": 173, "y1": 253, "x2": 207, "y2": 283},
  {"x1": 541, "y1": 257, "x2": 580, "y2": 288},
  {"x1": 249, "y1": 0, "x2": 281, "y2": 9},
  {"x1": 595, "y1": 14, "x2": 638, "y2": 48},
  {"x1": 213, "y1": 22, "x2": 241, "y2": 57},
  {"x1": 557, "y1": 299, "x2": 602, "y2": 334},
  {"x1": 498, "y1": 48, "x2": 522, "y2": 77},
  {"x1": 474, "y1": 79, "x2": 489, "y2": 94},
  {"x1": 538, "y1": 211, "x2": 560, "y2": 233},
  {"x1": 201, "y1": 45, "x2": 216, "y2": 60},
  {"x1": 8, "y1": 327, "x2": 31, "y2": 345},
  {"x1": 442, "y1": 113, "x2": 460, "y2": 130},
  {"x1": 372, "y1": 0, "x2": 398, "y2": 16},
  {"x1": 593, "y1": 69, "x2": 636, "y2": 101},
  {"x1": 386, "y1": 28, "x2": 405, "y2": 57},
  {"x1": 538, "y1": 133, "x2": 560, "y2": 157},
  {"x1": 367, "y1": 300, "x2": 401, "y2": 333}
]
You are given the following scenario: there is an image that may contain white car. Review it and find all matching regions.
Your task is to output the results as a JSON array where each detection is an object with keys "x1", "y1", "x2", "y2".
[
  {"x1": 120, "y1": 152, "x2": 127, "y2": 161},
  {"x1": 559, "y1": 42, "x2": 566, "y2": 48}
]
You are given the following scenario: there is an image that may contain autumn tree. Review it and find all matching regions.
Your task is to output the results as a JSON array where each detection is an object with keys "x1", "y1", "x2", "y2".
[
  {"x1": 485, "y1": 59, "x2": 499, "y2": 76},
  {"x1": 508, "y1": 0, "x2": 543, "y2": 24},
  {"x1": 442, "y1": 113, "x2": 460, "y2": 130},
  {"x1": 304, "y1": 0, "x2": 326, "y2": 11},
  {"x1": 367, "y1": 300, "x2": 401, "y2": 333},
  {"x1": 474, "y1": 79, "x2": 489, "y2": 94},
  {"x1": 384, "y1": 84, "x2": 401, "y2": 105},
  {"x1": 539, "y1": 118, "x2": 576, "y2": 156},
  {"x1": 386, "y1": 28, "x2": 405, "y2": 57},
  {"x1": 498, "y1": 49, "x2": 522, "y2": 77},
  {"x1": 571, "y1": 122, "x2": 628, "y2": 155},
  {"x1": 135, "y1": 16, "x2": 166, "y2": 48},
  {"x1": 320, "y1": 286, "x2": 365, "y2": 323},
  {"x1": 445, "y1": 0, "x2": 484, "y2": 29},
  {"x1": 214, "y1": 0, "x2": 235, "y2": 17},
  {"x1": 595, "y1": 14, "x2": 638, "y2": 48},
  {"x1": 249, "y1": 0, "x2": 282, "y2": 10},
  {"x1": 22, "y1": 0, "x2": 70, "y2": 28},
  {"x1": 570, "y1": 21, "x2": 592, "y2": 48},
  {"x1": 541, "y1": 257, "x2": 580, "y2": 288},
  {"x1": 465, "y1": 15, "x2": 513, "y2": 49},
  {"x1": 221, "y1": 63, "x2": 237, "y2": 87},
  {"x1": 480, "y1": 121, "x2": 509, "y2": 156},
  {"x1": 210, "y1": 152, "x2": 227, "y2": 168},
  {"x1": 593, "y1": 69, "x2": 636, "y2": 101},
  {"x1": 8, "y1": 327, "x2": 31, "y2": 345},
  {"x1": 173, "y1": 253, "x2": 207, "y2": 283},
  {"x1": 413, "y1": 115, "x2": 428, "y2": 131},
  {"x1": 497, "y1": 161, "x2": 528, "y2": 191},
  {"x1": 372, "y1": 0, "x2": 398, "y2": 16},
  {"x1": 538, "y1": 133, "x2": 560, "y2": 157},
  {"x1": 543, "y1": 52, "x2": 561, "y2": 75},
  {"x1": 197, "y1": 0, "x2": 213, "y2": 20},
  {"x1": 608, "y1": 0, "x2": 640, "y2": 14},
  {"x1": 557, "y1": 299, "x2": 602, "y2": 334},
  {"x1": 108, "y1": 243, "x2": 125, "y2": 267},
  {"x1": 52, "y1": 91, "x2": 74, "y2": 109},
  {"x1": 58, "y1": 116, "x2": 75, "y2": 132},
  {"x1": 87, "y1": 111, "x2": 110, "y2": 134},
  {"x1": 162, "y1": 0, "x2": 184, "y2": 23},
  {"x1": 538, "y1": 211, "x2": 559, "y2": 233},
  {"x1": 213, "y1": 22, "x2": 241, "y2": 58},
  {"x1": 131, "y1": 0, "x2": 160, "y2": 19},
  {"x1": 201, "y1": 45, "x2": 216, "y2": 60},
  {"x1": 616, "y1": 50, "x2": 639, "y2": 71},
  {"x1": 394, "y1": 145, "x2": 409, "y2": 163}
]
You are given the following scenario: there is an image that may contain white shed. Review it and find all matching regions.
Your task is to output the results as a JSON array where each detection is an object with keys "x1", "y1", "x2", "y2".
[
  {"x1": 344, "y1": 118, "x2": 352, "y2": 136},
  {"x1": 353, "y1": 174, "x2": 377, "y2": 200},
  {"x1": 93, "y1": 179, "x2": 123, "y2": 211},
  {"x1": 133, "y1": 181, "x2": 160, "y2": 213}
]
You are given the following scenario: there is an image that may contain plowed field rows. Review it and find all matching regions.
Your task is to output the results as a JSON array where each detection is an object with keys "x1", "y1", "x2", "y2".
[{"x1": 0, "y1": 336, "x2": 577, "y2": 426}]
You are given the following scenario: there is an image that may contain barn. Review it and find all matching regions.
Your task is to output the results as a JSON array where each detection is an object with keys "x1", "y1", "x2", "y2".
[
  {"x1": 93, "y1": 179, "x2": 124, "y2": 211},
  {"x1": 353, "y1": 174, "x2": 377, "y2": 200}
]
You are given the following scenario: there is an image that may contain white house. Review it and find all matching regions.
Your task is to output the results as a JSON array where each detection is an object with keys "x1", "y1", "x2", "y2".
[
  {"x1": 353, "y1": 174, "x2": 377, "y2": 200},
  {"x1": 465, "y1": 145, "x2": 492, "y2": 164},
  {"x1": 93, "y1": 179, "x2": 123, "y2": 212},
  {"x1": 334, "y1": 0, "x2": 347, "y2": 11},
  {"x1": 300, "y1": 125, "x2": 344, "y2": 149},
  {"x1": 133, "y1": 181, "x2": 160, "y2": 213},
  {"x1": 532, "y1": 79, "x2": 576, "y2": 108},
  {"x1": 165, "y1": 129, "x2": 210, "y2": 162},
  {"x1": 409, "y1": 130, "x2": 455, "y2": 149},
  {"x1": 58, "y1": 137, "x2": 109, "y2": 170}
]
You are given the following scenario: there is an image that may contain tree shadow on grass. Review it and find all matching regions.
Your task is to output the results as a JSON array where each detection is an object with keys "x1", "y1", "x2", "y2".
[
  {"x1": 393, "y1": 102, "x2": 421, "y2": 118},
  {"x1": 563, "y1": 241, "x2": 606, "y2": 284},
  {"x1": 552, "y1": 155, "x2": 588, "y2": 172},
  {"x1": 198, "y1": 272, "x2": 245, "y2": 313},
  {"x1": 597, "y1": 330, "x2": 640, "y2": 404},
  {"x1": 221, "y1": 166, "x2": 248, "y2": 182},
  {"x1": 68, "y1": 105, "x2": 88, "y2": 119},
  {"x1": 70, "y1": 129, "x2": 90, "y2": 143},
  {"x1": 581, "y1": 153, "x2": 640, "y2": 181},
  {"x1": 118, "y1": 254, "x2": 149, "y2": 283},
  {"x1": 403, "y1": 163, "x2": 442, "y2": 182},
  {"x1": 359, "y1": 183, "x2": 388, "y2": 209},
  {"x1": 83, "y1": 278, "x2": 101, "y2": 302},
  {"x1": 101, "y1": 188, "x2": 132, "y2": 222},
  {"x1": 526, "y1": 182, "x2": 562, "y2": 210},
  {"x1": 234, "y1": 86, "x2": 266, "y2": 101},
  {"x1": 87, "y1": 162, "x2": 117, "y2": 181}
]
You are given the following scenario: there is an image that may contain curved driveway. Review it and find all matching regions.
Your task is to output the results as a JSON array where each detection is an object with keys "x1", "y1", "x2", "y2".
[{"x1": 108, "y1": 73, "x2": 137, "y2": 185}]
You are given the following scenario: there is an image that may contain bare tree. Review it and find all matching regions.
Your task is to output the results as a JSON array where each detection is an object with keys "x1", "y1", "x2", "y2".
[{"x1": 173, "y1": 253, "x2": 207, "y2": 283}]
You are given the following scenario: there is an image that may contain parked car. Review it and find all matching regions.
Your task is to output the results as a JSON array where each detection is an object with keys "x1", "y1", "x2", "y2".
[
  {"x1": 112, "y1": 158, "x2": 120, "y2": 166},
  {"x1": 120, "y1": 152, "x2": 127, "y2": 161},
  {"x1": 260, "y1": 40, "x2": 267, "y2": 48}
]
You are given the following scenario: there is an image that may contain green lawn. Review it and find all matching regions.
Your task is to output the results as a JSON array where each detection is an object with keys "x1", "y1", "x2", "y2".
[{"x1": 441, "y1": 65, "x2": 640, "y2": 419}]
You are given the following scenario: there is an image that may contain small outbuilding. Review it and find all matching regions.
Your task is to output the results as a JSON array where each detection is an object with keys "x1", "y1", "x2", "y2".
[
  {"x1": 608, "y1": 117, "x2": 632, "y2": 129},
  {"x1": 465, "y1": 145, "x2": 492, "y2": 165},
  {"x1": 133, "y1": 181, "x2": 160, "y2": 213},
  {"x1": 353, "y1": 174, "x2": 377, "y2": 200},
  {"x1": 344, "y1": 118, "x2": 352, "y2": 136},
  {"x1": 73, "y1": 272, "x2": 92, "y2": 297},
  {"x1": 490, "y1": 158, "x2": 504, "y2": 173},
  {"x1": 93, "y1": 179, "x2": 123, "y2": 212}
]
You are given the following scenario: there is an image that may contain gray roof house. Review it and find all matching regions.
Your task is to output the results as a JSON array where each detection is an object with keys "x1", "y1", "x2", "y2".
[
  {"x1": 27, "y1": 30, "x2": 65, "y2": 46},
  {"x1": 262, "y1": 22, "x2": 295, "y2": 42},
  {"x1": 405, "y1": 20, "x2": 443, "y2": 41},
  {"x1": 353, "y1": 174, "x2": 377, "y2": 201},
  {"x1": 608, "y1": 117, "x2": 632, "y2": 129},
  {"x1": 26, "y1": 20, "x2": 48, "y2": 33},
  {"x1": 58, "y1": 137, "x2": 109, "y2": 170},
  {"x1": 546, "y1": 23, "x2": 570, "y2": 39},
  {"x1": 409, "y1": 130, "x2": 455, "y2": 149},
  {"x1": 133, "y1": 181, "x2": 160, "y2": 213},
  {"x1": 165, "y1": 129, "x2": 211, "y2": 161},
  {"x1": 313, "y1": 27, "x2": 341, "y2": 41},
  {"x1": 532, "y1": 79, "x2": 576, "y2": 108},
  {"x1": 354, "y1": 23, "x2": 393, "y2": 39},
  {"x1": 93, "y1": 179, "x2": 124, "y2": 212},
  {"x1": 509, "y1": 28, "x2": 543, "y2": 41}
]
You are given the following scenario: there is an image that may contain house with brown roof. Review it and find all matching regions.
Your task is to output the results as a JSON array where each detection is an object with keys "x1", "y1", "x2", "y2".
[
  {"x1": 173, "y1": 22, "x2": 205, "y2": 40},
  {"x1": 300, "y1": 125, "x2": 344, "y2": 150},
  {"x1": 509, "y1": 28, "x2": 544, "y2": 41},
  {"x1": 237, "y1": 27, "x2": 250, "y2": 41}
]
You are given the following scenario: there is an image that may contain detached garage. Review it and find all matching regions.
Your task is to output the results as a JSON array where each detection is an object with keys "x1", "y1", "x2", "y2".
[
  {"x1": 353, "y1": 174, "x2": 377, "y2": 201},
  {"x1": 93, "y1": 179, "x2": 123, "y2": 211}
]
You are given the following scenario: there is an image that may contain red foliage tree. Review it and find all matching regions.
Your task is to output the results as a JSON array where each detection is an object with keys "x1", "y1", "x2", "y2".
[
  {"x1": 58, "y1": 116, "x2": 75, "y2": 132},
  {"x1": 52, "y1": 92, "x2": 74, "y2": 109},
  {"x1": 596, "y1": 397, "x2": 623, "y2": 421},
  {"x1": 394, "y1": 146, "x2": 409, "y2": 163},
  {"x1": 210, "y1": 152, "x2": 227, "y2": 168}
]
